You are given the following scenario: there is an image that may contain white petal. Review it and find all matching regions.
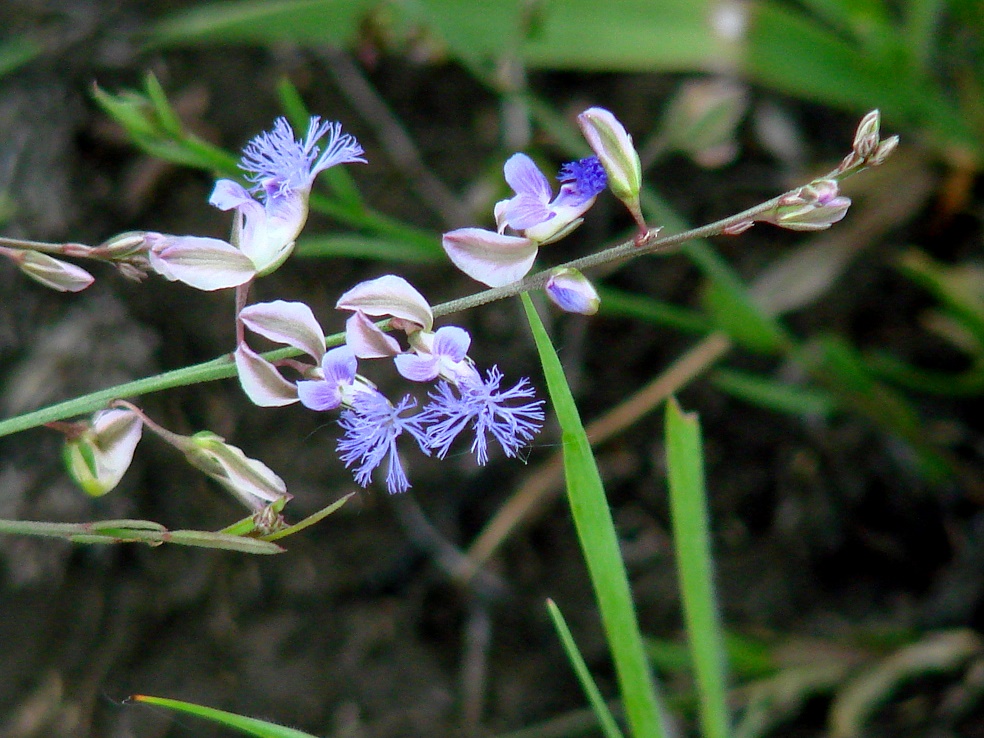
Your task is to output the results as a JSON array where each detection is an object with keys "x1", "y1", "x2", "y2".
[
  {"x1": 239, "y1": 300, "x2": 326, "y2": 361},
  {"x1": 336, "y1": 275, "x2": 434, "y2": 332},
  {"x1": 441, "y1": 228, "x2": 538, "y2": 288},
  {"x1": 234, "y1": 343, "x2": 298, "y2": 407}
]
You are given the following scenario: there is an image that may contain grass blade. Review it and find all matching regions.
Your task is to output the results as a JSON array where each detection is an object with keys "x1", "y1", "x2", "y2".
[
  {"x1": 546, "y1": 598, "x2": 625, "y2": 738},
  {"x1": 522, "y1": 293, "x2": 667, "y2": 738},
  {"x1": 665, "y1": 397, "x2": 730, "y2": 738}
]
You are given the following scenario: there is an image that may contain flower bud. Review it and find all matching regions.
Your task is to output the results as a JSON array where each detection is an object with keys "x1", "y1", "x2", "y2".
[
  {"x1": 18, "y1": 251, "x2": 94, "y2": 292},
  {"x1": 759, "y1": 179, "x2": 851, "y2": 231},
  {"x1": 545, "y1": 268, "x2": 600, "y2": 315},
  {"x1": 183, "y1": 431, "x2": 288, "y2": 511},
  {"x1": 852, "y1": 109, "x2": 881, "y2": 160},
  {"x1": 577, "y1": 107, "x2": 645, "y2": 229},
  {"x1": 870, "y1": 134, "x2": 899, "y2": 166},
  {"x1": 63, "y1": 408, "x2": 143, "y2": 496}
]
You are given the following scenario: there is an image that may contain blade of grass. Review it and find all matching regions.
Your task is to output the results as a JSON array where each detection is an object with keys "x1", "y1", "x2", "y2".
[
  {"x1": 522, "y1": 292, "x2": 667, "y2": 738},
  {"x1": 546, "y1": 598, "x2": 625, "y2": 738},
  {"x1": 665, "y1": 397, "x2": 730, "y2": 738},
  {"x1": 131, "y1": 695, "x2": 318, "y2": 737}
]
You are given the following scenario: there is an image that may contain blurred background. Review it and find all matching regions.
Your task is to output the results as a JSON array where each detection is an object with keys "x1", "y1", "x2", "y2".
[{"x1": 0, "y1": 0, "x2": 983, "y2": 736}]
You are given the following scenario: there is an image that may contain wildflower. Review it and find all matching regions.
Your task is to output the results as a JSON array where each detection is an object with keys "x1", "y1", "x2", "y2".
[
  {"x1": 442, "y1": 154, "x2": 606, "y2": 287},
  {"x1": 336, "y1": 391, "x2": 429, "y2": 494},
  {"x1": 395, "y1": 325, "x2": 479, "y2": 384},
  {"x1": 147, "y1": 117, "x2": 365, "y2": 290},
  {"x1": 62, "y1": 407, "x2": 143, "y2": 496},
  {"x1": 296, "y1": 345, "x2": 375, "y2": 411},
  {"x1": 496, "y1": 154, "x2": 607, "y2": 243},
  {"x1": 211, "y1": 117, "x2": 366, "y2": 276},
  {"x1": 544, "y1": 267, "x2": 600, "y2": 315},
  {"x1": 421, "y1": 367, "x2": 545, "y2": 465}
]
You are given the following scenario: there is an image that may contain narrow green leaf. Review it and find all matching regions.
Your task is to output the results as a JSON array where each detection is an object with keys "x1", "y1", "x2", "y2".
[
  {"x1": 132, "y1": 695, "x2": 319, "y2": 737},
  {"x1": 710, "y1": 368, "x2": 837, "y2": 416},
  {"x1": 0, "y1": 36, "x2": 42, "y2": 77},
  {"x1": 598, "y1": 287, "x2": 711, "y2": 334},
  {"x1": 665, "y1": 398, "x2": 730, "y2": 738},
  {"x1": 151, "y1": 0, "x2": 371, "y2": 46},
  {"x1": 294, "y1": 234, "x2": 442, "y2": 263},
  {"x1": 523, "y1": 293, "x2": 667, "y2": 738},
  {"x1": 546, "y1": 599, "x2": 625, "y2": 738},
  {"x1": 702, "y1": 280, "x2": 787, "y2": 354}
]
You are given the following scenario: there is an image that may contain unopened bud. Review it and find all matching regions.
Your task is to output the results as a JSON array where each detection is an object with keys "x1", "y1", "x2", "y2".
[
  {"x1": 578, "y1": 107, "x2": 646, "y2": 230},
  {"x1": 853, "y1": 110, "x2": 881, "y2": 160},
  {"x1": 98, "y1": 231, "x2": 149, "y2": 259},
  {"x1": 545, "y1": 268, "x2": 600, "y2": 315},
  {"x1": 184, "y1": 431, "x2": 288, "y2": 511},
  {"x1": 759, "y1": 179, "x2": 851, "y2": 231},
  {"x1": 870, "y1": 134, "x2": 899, "y2": 166},
  {"x1": 19, "y1": 251, "x2": 95, "y2": 292},
  {"x1": 63, "y1": 408, "x2": 143, "y2": 496}
]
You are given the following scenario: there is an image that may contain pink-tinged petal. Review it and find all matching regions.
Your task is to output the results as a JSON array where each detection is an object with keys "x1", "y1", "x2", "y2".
[
  {"x1": 146, "y1": 233, "x2": 256, "y2": 290},
  {"x1": 336, "y1": 274, "x2": 434, "y2": 332},
  {"x1": 234, "y1": 343, "x2": 298, "y2": 407},
  {"x1": 246, "y1": 190, "x2": 305, "y2": 275},
  {"x1": 209, "y1": 179, "x2": 253, "y2": 210},
  {"x1": 346, "y1": 311, "x2": 401, "y2": 359},
  {"x1": 394, "y1": 353, "x2": 440, "y2": 382},
  {"x1": 503, "y1": 153, "x2": 552, "y2": 201},
  {"x1": 297, "y1": 377, "x2": 343, "y2": 411},
  {"x1": 432, "y1": 325, "x2": 470, "y2": 361},
  {"x1": 505, "y1": 193, "x2": 555, "y2": 231},
  {"x1": 239, "y1": 300, "x2": 326, "y2": 361},
  {"x1": 441, "y1": 228, "x2": 538, "y2": 288}
]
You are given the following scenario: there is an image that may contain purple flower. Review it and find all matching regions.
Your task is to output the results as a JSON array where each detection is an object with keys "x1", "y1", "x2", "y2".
[
  {"x1": 208, "y1": 117, "x2": 367, "y2": 277},
  {"x1": 497, "y1": 153, "x2": 606, "y2": 243},
  {"x1": 442, "y1": 153, "x2": 606, "y2": 288},
  {"x1": 296, "y1": 345, "x2": 359, "y2": 411},
  {"x1": 240, "y1": 116, "x2": 366, "y2": 201},
  {"x1": 336, "y1": 391, "x2": 430, "y2": 494},
  {"x1": 421, "y1": 367, "x2": 545, "y2": 465}
]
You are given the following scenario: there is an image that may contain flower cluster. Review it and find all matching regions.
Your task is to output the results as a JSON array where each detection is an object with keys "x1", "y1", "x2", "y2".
[
  {"x1": 235, "y1": 275, "x2": 545, "y2": 495},
  {"x1": 52, "y1": 108, "x2": 653, "y2": 500}
]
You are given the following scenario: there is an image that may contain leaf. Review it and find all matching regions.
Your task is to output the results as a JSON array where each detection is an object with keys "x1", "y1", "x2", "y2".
[
  {"x1": 522, "y1": 292, "x2": 668, "y2": 738},
  {"x1": 711, "y1": 368, "x2": 838, "y2": 416},
  {"x1": 131, "y1": 695, "x2": 319, "y2": 737},
  {"x1": 546, "y1": 599, "x2": 625, "y2": 738}
]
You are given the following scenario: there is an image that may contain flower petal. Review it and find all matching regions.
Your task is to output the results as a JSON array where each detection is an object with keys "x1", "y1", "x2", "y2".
[
  {"x1": 441, "y1": 228, "x2": 538, "y2": 287},
  {"x1": 503, "y1": 153, "x2": 552, "y2": 201},
  {"x1": 336, "y1": 275, "x2": 434, "y2": 332},
  {"x1": 239, "y1": 300, "x2": 326, "y2": 361},
  {"x1": 146, "y1": 233, "x2": 256, "y2": 290},
  {"x1": 234, "y1": 343, "x2": 298, "y2": 407},
  {"x1": 345, "y1": 311, "x2": 402, "y2": 358},
  {"x1": 432, "y1": 325, "x2": 471, "y2": 361}
]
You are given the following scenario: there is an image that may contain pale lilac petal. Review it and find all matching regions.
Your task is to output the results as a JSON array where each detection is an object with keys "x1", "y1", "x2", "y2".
[
  {"x1": 321, "y1": 345, "x2": 358, "y2": 384},
  {"x1": 239, "y1": 300, "x2": 326, "y2": 361},
  {"x1": 336, "y1": 274, "x2": 434, "y2": 332},
  {"x1": 297, "y1": 378, "x2": 343, "y2": 411},
  {"x1": 209, "y1": 179, "x2": 254, "y2": 210},
  {"x1": 394, "y1": 353, "x2": 440, "y2": 382},
  {"x1": 441, "y1": 228, "x2": 539, "y2": 288},
  {"x1": 346, "y1": 311, "x2": 401, "y2": 359},
  {"x1": 432, "y1": 325, "x2": 470, "y2": 361},
  {"x1": 146, "y1": 234, "x2": 256, "y2": 290},
  {"x1": 503, "y1": 153, "x2": 552, "y2": 201},
  {"x1": 505, "y1": 193, "x2": 555, "y2": 231},
  {"x1": 234, "y1": 343, "x2": 298, "y2": 407}
]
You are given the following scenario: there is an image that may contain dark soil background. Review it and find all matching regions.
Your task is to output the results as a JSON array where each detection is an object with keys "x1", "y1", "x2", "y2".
[{"x1": 1, "y1": 2, "x2": 983, "y2": 737}]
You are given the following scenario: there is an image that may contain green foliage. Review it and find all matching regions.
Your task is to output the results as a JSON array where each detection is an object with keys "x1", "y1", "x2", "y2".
[{"x1": 131, "y1": 695, "x2": 320, "y2": 737}]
